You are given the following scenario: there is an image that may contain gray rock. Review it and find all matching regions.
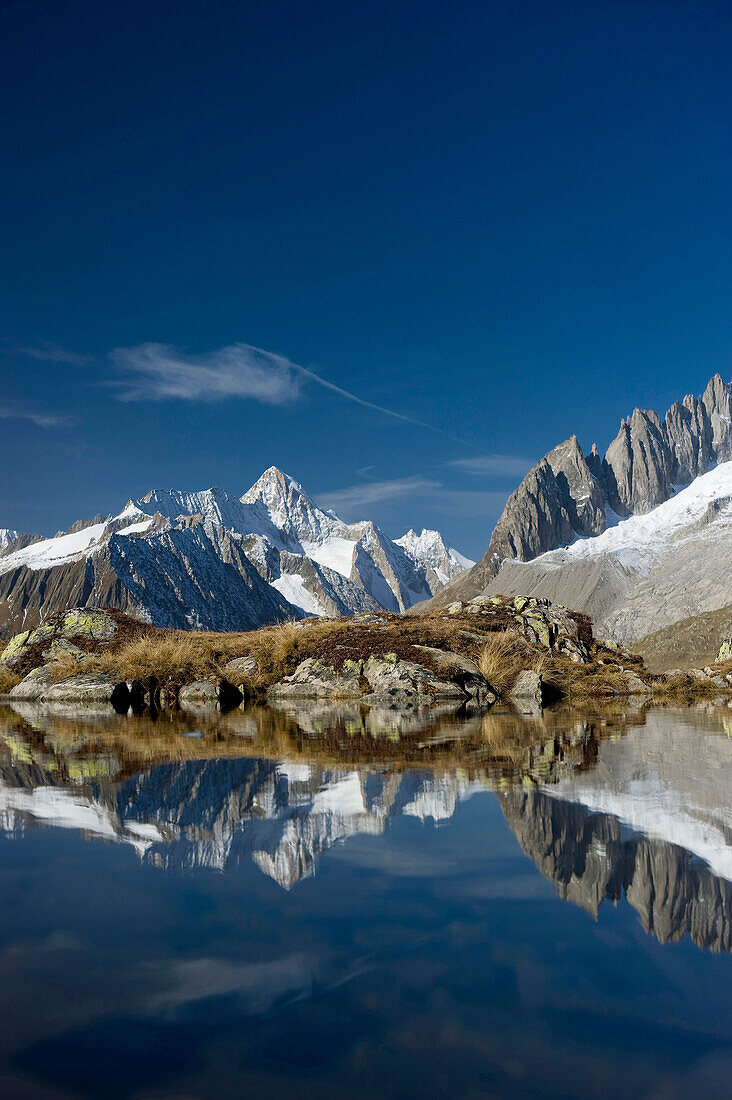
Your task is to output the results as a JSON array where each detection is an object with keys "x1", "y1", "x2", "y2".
[
  {"x1": 412, "y1": 646, "x2": 496, "y2": 703},
  {"x1": 622, "y1": 670, "x2": 651, "y2": 695},
  {"x1": 268, "y1": 657, "x2": 363, "y2": 700},
  {"x1": 178, "y1": 679, "x2": 243, "y2": 711},
  {"x1": 43, "y1": 674, "x2": 129, "y2": 706},
  {"x1": 510, "y1": 670, "x2": 546, "y2": 707},
  {"x1": 8, "y1": 665, "x2": 56, "y2": 700},
  {"x1": 179, "y1": 679, "x2": 220, "y2": 705},
  {"x1": 222, "y1": 655, "x2": 258, "y2": 681},
  {"x1": 362, "y1": 655, "x2": 466, "y2": 706}
]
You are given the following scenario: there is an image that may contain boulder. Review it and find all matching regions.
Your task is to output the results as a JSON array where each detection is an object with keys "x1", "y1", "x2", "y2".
[
  {"x1": 361, "y1": 655, "x2": 466, "y2": 706},
  {"x1": 222, "y1": 655, "x2": 258, "y2": 682},
  {"x1": 717, "y1": 639, "x2": 732, "y2": 662},
  {"x1": 179, "y1": 679, "x2": 244, "y2": 711},
  {"x1": 8, "y1": 665, "x2": 56, "y2": 701},
  {"x1": 268, "y1": 658, "x2": 364, "y2": 700},
  {"x1": 412, "y1": 646, "x2": 496, "y2": 703},
  {"x1": 43, "y1": 674, "x2": 130, "y2": 708},
  {"x1": 179, "y1": 679, "x2": 219, "y2": 710},
  {"x1": 622, "y1": 670, "x2": 651, "y2": 695},
  {"x1": 510, "y1": 670, "x2": 546, "y2": 708}
]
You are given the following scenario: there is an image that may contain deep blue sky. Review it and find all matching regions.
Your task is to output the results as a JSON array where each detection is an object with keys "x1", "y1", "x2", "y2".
[{"x1": 1, "y1": 0, "x2": 730, "y2": 557}]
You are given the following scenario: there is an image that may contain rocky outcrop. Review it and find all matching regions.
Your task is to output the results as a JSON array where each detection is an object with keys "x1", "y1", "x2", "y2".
[
  {"x1": 1, "y1": 608, "x2": 118, "y2": 667},
  {"x1": 431, "y1": 374, "x2": 732, "y2": 606},
  {"x1": 268, "y1": 652, "x2": 493, "y2": 707}
]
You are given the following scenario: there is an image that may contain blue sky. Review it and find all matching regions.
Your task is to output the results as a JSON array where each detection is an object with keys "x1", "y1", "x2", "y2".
[{"x1": 1, "y1": 0, "x2": 731, "y2": 558}]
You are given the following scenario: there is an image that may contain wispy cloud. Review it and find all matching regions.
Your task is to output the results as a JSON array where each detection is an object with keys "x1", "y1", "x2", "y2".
[
  {"x1": 108, "y1": 341, "x2": 488, "y2": 450},
  {"x1": 318, "y1": 475, "x2": 442, "y2": 514},
  {"x1": 450, "y1": 454, "x2": 533, "y2": 477},
  {"x1": 0, "y1": 407, "x2": 78, "y2": 429},
  {"x1": 15, "y1": 342, "x2": 93, "y2": 366},
  {"x1": 318, "y1": 474, "x2": 509, "y2": 525},
  {"x1": 111, "y1": 342, "x2": 303, "y2": 404}
]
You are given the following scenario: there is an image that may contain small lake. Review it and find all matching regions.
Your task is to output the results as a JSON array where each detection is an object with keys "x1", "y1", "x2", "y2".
[{"x1": 0, "y1": 700, "x2": 730, "y2": 1098}]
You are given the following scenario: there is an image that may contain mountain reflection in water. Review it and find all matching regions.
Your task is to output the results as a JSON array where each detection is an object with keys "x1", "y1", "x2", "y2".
[{"x1": 1, "y1": 700, "x2": 730, "y2": 952}]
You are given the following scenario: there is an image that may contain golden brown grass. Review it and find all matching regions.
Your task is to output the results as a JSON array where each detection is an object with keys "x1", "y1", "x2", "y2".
[
  {"x1": 0, "y1": 666, "x2": 21, "y2": 694},
  {"x1": 47, "y1": 618, "x2": 348, "y2": 692},
  {"x1": 478, "y1": 631, "x2": 549, "y2": 695}
]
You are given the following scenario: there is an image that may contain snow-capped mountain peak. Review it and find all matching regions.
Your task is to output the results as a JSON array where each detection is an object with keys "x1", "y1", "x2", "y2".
[
  {"x1": 0, "y1": 467, "x2": 472, "y2": 635},
  {"x1": 241, "y1": 466, "x2": 343, "y2": 550},
  {"x1": 396, "y1": 528, "x2": 475, "y2": 584},
  {"x1": 0, "y1": 530, "x2": 21, "y2": 553}
]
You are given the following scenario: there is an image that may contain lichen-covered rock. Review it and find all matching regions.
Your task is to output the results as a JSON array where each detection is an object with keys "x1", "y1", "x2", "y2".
[
  {"x1": 43, "y1": 638, "x2": 87, "y2": 662},
  {"x1": 717, "y1": 639, "x2": 732, "y2": 662},
  {"x1": 1, "y1": 608, "x2": 118, "y2": 666},
  {"x1": 362, "y1": 655, "x2": 466, "y2": 706},
  {"x1": 268, "y1": 657, "x2": 364, "y2": 700},
  {"x1": 8, "y1": 665, "x2": 56, "y2": 700},
  {"x1": 60, "y1": 609, "x2": 117, "y2": 642}
]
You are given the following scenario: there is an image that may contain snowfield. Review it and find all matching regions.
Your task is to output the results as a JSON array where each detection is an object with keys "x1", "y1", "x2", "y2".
[{"x1": 536, "y1": 459, "x2": 732, "y2": 573}]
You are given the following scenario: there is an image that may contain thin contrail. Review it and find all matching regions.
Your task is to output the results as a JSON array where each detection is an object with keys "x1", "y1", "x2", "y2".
[{"x1": 289, "y1": 360, "x2": 490, "y2": 455}]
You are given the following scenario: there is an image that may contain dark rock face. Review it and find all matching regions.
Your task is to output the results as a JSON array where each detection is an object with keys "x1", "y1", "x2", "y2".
[{"x1": 433, "y1": 374, "x2": 732, "y2": 604}]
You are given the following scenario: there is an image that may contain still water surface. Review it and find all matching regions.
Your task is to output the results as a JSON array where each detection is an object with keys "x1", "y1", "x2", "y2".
[{"x1": 0, "y1": 700, "x2": 730, "y2": 1098}]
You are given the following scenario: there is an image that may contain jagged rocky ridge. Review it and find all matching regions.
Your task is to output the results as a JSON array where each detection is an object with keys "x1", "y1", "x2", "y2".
[
  {"x1": 0, "y1": 467, "x2": 471, "y2": 637},
  {"x1": 436, "y1": 374, "x2": 732, "y2": 603}
]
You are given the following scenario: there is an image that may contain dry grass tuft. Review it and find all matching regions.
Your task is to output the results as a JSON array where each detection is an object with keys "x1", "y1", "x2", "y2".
[
  {"x1": 478, "y1": 631, "x2": 548, "y2": 695},
  {"x1": 0, "y1": 666, "x2": 21, "y2": 694}
]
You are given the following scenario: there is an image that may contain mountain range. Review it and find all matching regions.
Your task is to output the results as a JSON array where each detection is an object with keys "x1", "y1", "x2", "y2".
[
  {"x1": 0, "y1": 467, "x2": 471, "y2": 637},
  {"x1": 430, "y1": 374, "x2": 732, "y2": 665}
]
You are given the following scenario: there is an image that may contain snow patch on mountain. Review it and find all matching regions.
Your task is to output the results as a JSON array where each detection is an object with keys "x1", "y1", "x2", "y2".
[
  {"x1": 0, "y1": 530, "x2": 21, "y2": 553},
  {"x1": 396, "y1": 528, "x2": 474, "y2": 584},
  {"x1": 533, "y1": 460, "x2": 732, "y2": 574},
  {"x1": 271, "y1": 574, "x2": 326, "y2": 617}
]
